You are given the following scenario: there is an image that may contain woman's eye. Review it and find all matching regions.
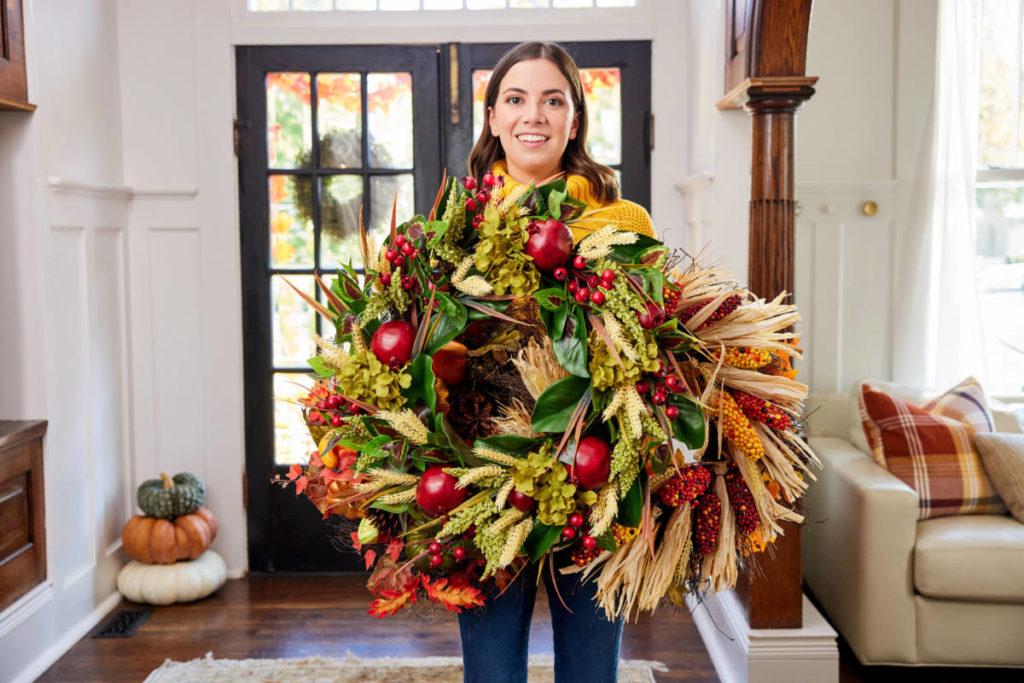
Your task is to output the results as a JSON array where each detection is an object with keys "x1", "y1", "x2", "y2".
[
  {"x1": 507, "y1": 96, "x2": 522, "y2": 105},
  {"x1": 546, "y1": 98, "x2": 564, "y2": 107}
]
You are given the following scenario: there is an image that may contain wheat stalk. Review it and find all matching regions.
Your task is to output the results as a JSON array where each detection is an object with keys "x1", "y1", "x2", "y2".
[
  {"x1": 376, "y1": 409, "x2": 430, "y2": 445},
  {"x1": 498, "y1": 518, "x2": 533, "y2": 569},
  {"x1": 473, "y1": 446, "x2": 521, "y2": 467},
  {"x1": 375, "y1": 488, "x2": 417, "y2": 505},
  {"x1": 454, "y1": 465, "x2": 507, "y2": 489},
  {"x1": 576, "y1": 225, "x2": 638, "y2": 260}
]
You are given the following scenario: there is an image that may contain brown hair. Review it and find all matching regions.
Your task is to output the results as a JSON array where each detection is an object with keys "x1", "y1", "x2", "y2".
[{"x1": 467, "y1": 41, "x2": 620, "y2": 205}]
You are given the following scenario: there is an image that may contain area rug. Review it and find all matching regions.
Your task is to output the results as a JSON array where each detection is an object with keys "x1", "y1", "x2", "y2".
[{"x1": 144, "y1": 651, "x2": 668, "y2": 682}]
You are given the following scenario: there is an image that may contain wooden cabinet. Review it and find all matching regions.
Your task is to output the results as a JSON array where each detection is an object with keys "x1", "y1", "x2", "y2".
[
  {"x1": 0, "y1": 421, "x2": 47, "y2": 612},
  {"x1": 0, "y1": 0, "x2": 34, "y2": 112}
]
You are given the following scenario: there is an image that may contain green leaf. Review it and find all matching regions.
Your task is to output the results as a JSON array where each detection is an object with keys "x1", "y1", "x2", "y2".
[
  {"x1": 405, "y1": 353, "x2": 437, "y2": 414},
  {"x1": 474, "y1": 435, "x2": 541, "y2": 454},
  {"x1": 671, "y1": 396, "x2": 706, "y2": 448},
  {"x1": 552, "y1": 307, "x2": 589, "y2": 378},
  {"x1": 596, "y1": 529, "x2": 617, "y2": 552},
  {"x1": 617, "y1": 475, "x2": 643, "y2": 527},
  {"x1": 433, "y1": 414, "x2": 480, "y2": 467},
  {"x1": 534, "y1": 287, "x2": 566, "y2": 312},
  {"x1": 426, "y1": 292, "x2": 468, "y2": 353},
  {"x1": 608, "y1": 234, "x2": 663, "y2": 263},
  {"x1": 637, "y1": 267, "x2": 665, "y2": 304},
  {"x1": 547, "y1": 188, "x2": 566, "y2": 221},
  {"x1": 308, "y1": 356, "x2": 335, "y2": 378},
  {"x1": 523, "y1": 522, "x2": 562, "y2": 561},
  {"x1": 532, "y1": 376, "x2": 590, "y2": 433},
  {"x1": 370, "y1": 501, "x2": 411, "y2": 514},
  {"x1": 551, "y1": 301, "x2": 570, "y2": 339}
]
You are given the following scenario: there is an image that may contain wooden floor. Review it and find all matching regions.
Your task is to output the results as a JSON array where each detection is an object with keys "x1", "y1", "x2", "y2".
[
  {"x1": 39, "y1": 576, "x2": 1024, "y2": 682},
  {"x1": 39, "y1": 575, "x2": 717, "y2": 682}
]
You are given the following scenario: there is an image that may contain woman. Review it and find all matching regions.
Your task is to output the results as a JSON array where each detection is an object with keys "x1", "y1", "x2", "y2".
[{"x1": 458, "y1": 41, "x2": 654, "y2": 683}]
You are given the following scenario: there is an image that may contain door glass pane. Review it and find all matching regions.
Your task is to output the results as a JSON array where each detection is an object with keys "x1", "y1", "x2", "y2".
[
  {"x1": 272, "y1": 275, "x2": 316, "y2": 367},
  {"x1": 978, "y1": 0, "x2": 1020, "y2": 167},
  {"x1": 381, "y1": 0, "x2": 420, "y2": 8},
  {"x1": 267, "y1": 73, "x2": 312, "y2": 169},
  {"x1": 581, "y1": 68, "x2": 621, "y2": 165},
  {"x1": 270, "y1": 175, "x2": 314, "y2": 267},
  {"x1": 370, "y1": 174, "x2": 415, "y2": 238},
  {"x1": 471, "y1": 67, "x2": 622, "y2": 167},
  {"x1": 367, "y1": 73, "x2": 414, "y2": 168},
  {"x1": 317, "y1": 73, "x2": 363, "y2": 169},
  {"x1": 274, "y1": 372, "x2": 314, "y2": 466},
  {"x1": 320, "y1": 175, "x2": 364, "y2": 268},
  {"x1": 510, "y1": 0, "x2": 550, "y2": 7},
  {"x1": 336, "y1": 0, "x2": 376, "y2": 8},
  {"x1": 424, "y1": 0, "x2": 463, "y2": 7},
  {"x1": 295, "y1": 0, "x2": 332, "y2": 9},
  {"x1": 467, "y1": 0, "x2": 507, "y2": 7}
]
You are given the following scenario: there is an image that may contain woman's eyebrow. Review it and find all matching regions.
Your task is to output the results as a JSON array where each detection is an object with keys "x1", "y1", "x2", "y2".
[{"x1": 500, "y1": 87, "x2": 568, "y2": 96}]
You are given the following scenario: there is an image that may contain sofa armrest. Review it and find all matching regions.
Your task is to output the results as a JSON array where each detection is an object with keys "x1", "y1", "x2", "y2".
[{"x1": 803, "y1": 437, "x2": 920, "y2": 664}]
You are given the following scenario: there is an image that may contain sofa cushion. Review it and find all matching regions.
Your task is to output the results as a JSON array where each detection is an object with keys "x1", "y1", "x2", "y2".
[
  {"x1": 858, "y1": 377, "x2": 1005, "y2": 519},
  {"x1": 915, "y1": 515, "x2": 1024, "y2": 602},
  {"x1": 848, "y1": 380, "x2": 934, "y2": 454},
  {"x1": 974, "y1": 433, "x2": 1024, "y2": 523}
]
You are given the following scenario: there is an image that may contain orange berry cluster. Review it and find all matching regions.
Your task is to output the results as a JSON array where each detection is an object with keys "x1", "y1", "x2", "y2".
[
  {"x1": 724, "y1": 468, "x2": 759, "y2": 536},
  {"x1": 714, "y1": 391, "x2": 764, "y2": 460},
  {"x1": 732, "y1": 390, "x2": 792, "y2": 431},
  {"x1": 611, "y1": 523, "x2": 639, "y2": 546},
  {"x1": 680, "y1": 294, "x2": 741, "y2": 330},
  {"x1": 693, "y1": 491, "x2": 721, "y2": 555},
  {"x1": 663, "y1": 285, "x2": 682, "y2": 315},
  {"x1": 658, "y1": 464, "x2": 712, "y2": 507},
  {"x1": 723, "y1": 346, "x2": 772, "y2": 370}
]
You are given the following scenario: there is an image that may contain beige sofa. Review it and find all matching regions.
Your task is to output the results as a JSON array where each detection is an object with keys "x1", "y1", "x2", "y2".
[{"x1": 802, "y1": 384, "x2": 1024, "y2": 667}]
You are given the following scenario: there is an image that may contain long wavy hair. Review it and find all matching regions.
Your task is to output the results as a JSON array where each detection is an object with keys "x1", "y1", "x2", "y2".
[{"x1": 467, "y1": 41, "x2": 620, "y2": 205}]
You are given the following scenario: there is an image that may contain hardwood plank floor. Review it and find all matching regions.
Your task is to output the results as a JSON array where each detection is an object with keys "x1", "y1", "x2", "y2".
[
  {"x1": 38, "y1": 576, "x2": 1024, "y2": 682},
  {"x1": 38, "y1": 575, "x2": 718, "y2": 682}
]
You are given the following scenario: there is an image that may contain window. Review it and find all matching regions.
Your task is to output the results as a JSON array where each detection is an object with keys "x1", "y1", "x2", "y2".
[
  {"x1": 976, "y1": 0, "x2": 1024, "y2": 394},
  {"x1": 247, "y1": 0, "x2": 637, "y2": 11}
]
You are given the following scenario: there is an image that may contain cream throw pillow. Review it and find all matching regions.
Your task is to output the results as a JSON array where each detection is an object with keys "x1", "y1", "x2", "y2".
[{"x1": 974, "y1": 433, "x2": 1024, "y2": 523}]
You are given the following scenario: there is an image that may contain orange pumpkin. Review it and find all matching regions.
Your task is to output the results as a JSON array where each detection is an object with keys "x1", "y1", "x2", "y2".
[{"x1": 122, "y1": 507, "x2": 219, "y2": 564}]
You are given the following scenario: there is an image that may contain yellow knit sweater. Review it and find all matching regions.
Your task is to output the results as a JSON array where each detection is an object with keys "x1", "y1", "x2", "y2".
[{"x1": 490, "y1": 160, "x2": 655, "y2": 242}]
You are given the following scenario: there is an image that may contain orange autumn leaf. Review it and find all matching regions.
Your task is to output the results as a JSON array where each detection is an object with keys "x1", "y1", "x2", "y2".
[
  {"x1": 294, "y1": 476, "x2": 308, "y2": 496},
  {"x1": 421, "y1": 576, "x2": 485, "y2": 614},
  {"x1": 367, "y1": 586, "x2": 418, "y2": 619}
]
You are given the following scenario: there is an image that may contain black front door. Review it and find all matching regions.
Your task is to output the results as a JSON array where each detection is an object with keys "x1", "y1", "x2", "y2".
[{"x1": 238, "y1": 41, "x2": 651, "y2": 573}]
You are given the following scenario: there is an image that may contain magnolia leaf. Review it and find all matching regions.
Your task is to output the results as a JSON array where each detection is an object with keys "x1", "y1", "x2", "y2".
[
  {"x1": 523, "y1": 522, "x2": 562, "y2": 561},
  {"x1": 671, "y1": 396, "x2": 706, "y2": 449},
  {"x1": 532, "y1": 376, "x2": 590, "y2": 433}
]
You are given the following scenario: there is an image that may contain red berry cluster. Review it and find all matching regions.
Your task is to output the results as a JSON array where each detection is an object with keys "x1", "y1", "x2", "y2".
[
  {"x1": 563, "y1": 512, "x2": 599, "y2": 566},
  {"x1": 560, "y1": 258, "x2": 616, "y2": 306},
  {"x1": 308, "y1": 393, "x2": 361, "y2": 426},
  {"x1": 463, "y1": 174, "x2": 496, "y2": 230},
  {"x1": 724, "y1": 468, "x2": 759, "y2": 536},
  {"x1": 635, "y1": 363, "x2": 686, "y2": 414},
  {"x1": 658, "y1": 464, "x2": 712, "y2": 507},
  {"x1": 693, "y1": 490, "x2": 722, "y2": 556},
  {"x1": 383, "y1": 233, "x2": 424, "y2": 291},
  {"x1": 732, "y1": 390, "x2": 792, "y2": 431},
  {"x1": 680, "y1": 294, "x2": 742, "y2": 330},
  {"x1": 427, "y1": 538, "x2": 468, "y2": 569}
]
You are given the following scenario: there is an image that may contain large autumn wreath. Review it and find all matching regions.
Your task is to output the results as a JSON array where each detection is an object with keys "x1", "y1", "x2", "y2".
[{"x1": 278, "y1": 171, "x2": 817, "y2": 619}]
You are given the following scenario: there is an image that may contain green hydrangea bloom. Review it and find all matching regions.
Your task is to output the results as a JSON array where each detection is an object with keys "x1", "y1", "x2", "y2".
[
  {"x1": 336, "y1": 349, "x2": 411, "y2": 410},
  {"x1": 511, "y1": 442, "x2": 598, "y2": 527},
  {"x1": 588, "y1": 330, "x2": 660, "y2": 391}
]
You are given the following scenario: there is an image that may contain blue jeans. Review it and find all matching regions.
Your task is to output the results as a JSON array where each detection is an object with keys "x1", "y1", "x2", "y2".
[{"x1": 458, "y1": 561, "x2": 625, "y2": 683}]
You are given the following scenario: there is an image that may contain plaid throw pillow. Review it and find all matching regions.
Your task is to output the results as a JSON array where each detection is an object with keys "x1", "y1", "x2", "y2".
[{"x1": 858, "y1": 377, "x2": 1006, "y2": 519}]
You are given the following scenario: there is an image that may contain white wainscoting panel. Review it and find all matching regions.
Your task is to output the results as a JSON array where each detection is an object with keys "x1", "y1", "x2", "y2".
[
  {"x1": 795, "y1": 182, "x2": 898, "y2": 394},
  {"x1": 44, "y1": 225, "x2": 94, "y2": 580},
  {"x1": 146, "y1": 227, "x2": 207, "y2": 483},
  {"x1": 90, "y1": 227, "x2": 132, "y2": 551}
]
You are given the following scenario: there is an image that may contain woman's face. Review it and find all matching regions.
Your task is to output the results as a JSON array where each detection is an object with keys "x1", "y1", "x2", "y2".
[{"x1": 488, "y1": 58, "x2": 580, "y2": 185}]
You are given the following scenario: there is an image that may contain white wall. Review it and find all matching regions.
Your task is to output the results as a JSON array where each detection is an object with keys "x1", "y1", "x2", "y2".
[
  {"x1": 794, "y1": 0, "x2": 938, "y2": 394},
  {"x1": 0, "y1": 1, "x2": 132, "y2": 682}
]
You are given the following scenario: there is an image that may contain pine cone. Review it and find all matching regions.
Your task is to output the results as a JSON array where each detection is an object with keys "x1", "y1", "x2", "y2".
[{"x1": 449, "y1": 389, "x2": 499, "y2": 440}]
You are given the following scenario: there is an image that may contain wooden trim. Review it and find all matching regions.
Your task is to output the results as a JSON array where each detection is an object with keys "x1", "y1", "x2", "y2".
[
  {"x1": 0, "y1": 95, "x2": 36, "y2": 112},
  {"x1": 717, "y1": 76, "x2": 818, "y2": 111},
  {"x1": 0, "y1": 421, "x2": 48, "y2": 614}
]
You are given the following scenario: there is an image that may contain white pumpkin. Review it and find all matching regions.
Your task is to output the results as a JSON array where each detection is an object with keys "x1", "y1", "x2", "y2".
[{"x1": 117, "y1": 550, "x2": 227, "y2": 605}]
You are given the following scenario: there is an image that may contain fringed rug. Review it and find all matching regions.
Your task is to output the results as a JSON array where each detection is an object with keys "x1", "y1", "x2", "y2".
[{"x1": 144, "y1": 652, "x2": 668, "y2": 682}]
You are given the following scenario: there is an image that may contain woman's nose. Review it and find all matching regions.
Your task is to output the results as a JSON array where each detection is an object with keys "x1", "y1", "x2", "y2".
[{"x1": 523, "y1": 100, "x2": 546, "y2": 124}]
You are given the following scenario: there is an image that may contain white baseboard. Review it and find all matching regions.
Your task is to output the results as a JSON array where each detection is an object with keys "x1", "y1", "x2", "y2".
[
  {"x1": 12, "y1": 591, "x2": 122, "y2": 683},
  {"x1": 0, "y1": 582, "x2": 54, "y2": 640},
  {"x1": 687, "y1": 590, "x2": 838, "y2": 683}
]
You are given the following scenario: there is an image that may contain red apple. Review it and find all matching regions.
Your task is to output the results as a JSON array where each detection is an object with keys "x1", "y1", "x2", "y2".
[
  {"x1": 370, "y1": 320, "x2": 416, "y2": 367},
  {"x1": 508, "y1": 489, "x2": 536, "y2": 513},
  {"x1": 431, "y1": 341, "x2": 468, "y2": 385},
  {"x1": 525, "y1": 219, "x2": 573, "y2": 273},
  {"x1": 573, "y1": 436, "x2": 612, "y2": 490},
  {"x1": 416, "y1": 466, "x2": 466, "y2": 516}
]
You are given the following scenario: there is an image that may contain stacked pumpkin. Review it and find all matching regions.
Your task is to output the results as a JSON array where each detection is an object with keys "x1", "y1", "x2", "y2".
[{"x1": 116, "y1": 472, "x2": 227, "y2": 605}]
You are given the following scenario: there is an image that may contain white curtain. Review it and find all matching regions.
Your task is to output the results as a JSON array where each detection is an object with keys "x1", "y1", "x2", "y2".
[{"x1": 891, "y1": 0, "x2": 987, "y2": 391}]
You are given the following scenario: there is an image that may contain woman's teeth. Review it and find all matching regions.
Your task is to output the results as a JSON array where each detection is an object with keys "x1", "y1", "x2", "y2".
[{"x1": 517, "y1": 134, "x2": 548, "y2": 144}]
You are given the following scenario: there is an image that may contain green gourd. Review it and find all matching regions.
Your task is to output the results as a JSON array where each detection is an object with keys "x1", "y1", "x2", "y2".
[{"x1": 137, "y1": 472, "x2": 205, "y2": 518}]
